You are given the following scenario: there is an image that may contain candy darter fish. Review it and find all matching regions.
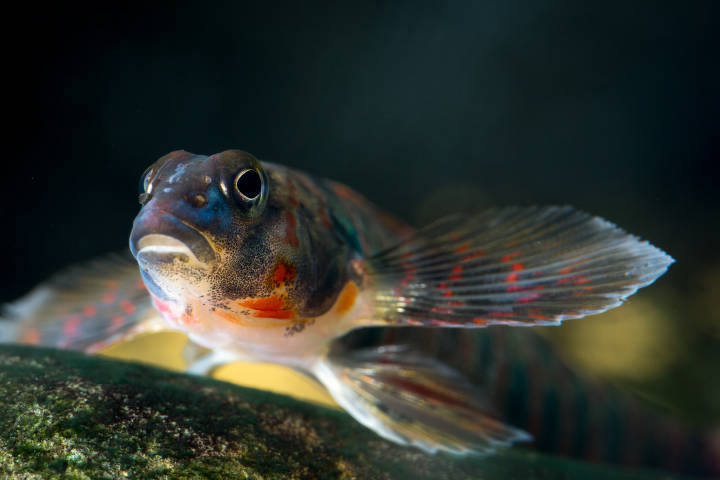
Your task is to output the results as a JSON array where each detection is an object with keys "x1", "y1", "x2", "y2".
[{"x1": 3, "y1": 150, "x2": 717, "y2": 476}]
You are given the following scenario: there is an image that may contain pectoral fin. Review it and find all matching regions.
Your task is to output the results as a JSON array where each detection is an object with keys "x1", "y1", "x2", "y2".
[
  {"x1": 1, "y1": 253, "x2": 166, "y2": 352},
  {"x1": 368, "y1": 206, "x2": 673, "y2": 327},
  {"x1": 314, "y1": 344, "x2": 530, "y2": 455}
]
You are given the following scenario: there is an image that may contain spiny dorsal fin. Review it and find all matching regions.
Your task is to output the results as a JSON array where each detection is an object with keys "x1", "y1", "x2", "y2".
[
  {"x1": 1, "y1": 252, "x2": 165, "y2": 352},
  {"x1": 368, "y1": 206, "x2": 673, "y2": 327}
]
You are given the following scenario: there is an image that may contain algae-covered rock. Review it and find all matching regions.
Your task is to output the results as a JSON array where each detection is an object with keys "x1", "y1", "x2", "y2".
[{"x1": 0, "y1": 345, "x2": 689, "y2": 479}]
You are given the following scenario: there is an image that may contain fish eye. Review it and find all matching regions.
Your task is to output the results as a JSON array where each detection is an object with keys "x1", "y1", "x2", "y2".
[
  {"x1": 140, "y1": 166, "x2": 155, "y2": 194},
  {"x1": 234, "y1": 168, "x2": 262, "y2": 201},
  {"x1": 138, "y1": 166, "x2": 155, "y2": 205}
]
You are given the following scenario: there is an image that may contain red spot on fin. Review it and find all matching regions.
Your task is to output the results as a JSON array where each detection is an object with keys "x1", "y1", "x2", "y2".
[
  {"x1": 119, "y1": 299, "x2": 136, "y2": 315},
  {"x1": 501, "y1": 251, "x2": 522, "y2": 263},
  {"x1": 518, "y1": 293, "x2": 542, "y2": 304},
  {"x1": 63, "y1": 315, "x2": 82, "y2": 337},
  {"x1": 384, "y1": 377, "x2": 474, "y2": 410},
  {"x1": 528, "y1": 309, "x2": 549, "y2": 321},
  {"x1": 462, "y1": 250, "x2": 486, "y2": 261},
  {"x1": 558, "y1": 274, "x2": 591, "y2": 286},
  {"x1": 449, "y1": 265, "x2": 463, "y2": 281},
  {"x1": 102, "y1": 292, "x2": 116, "y2": 304},
  {"x1": 455, "y1": 243, "x2": 470, "y2": 254}
]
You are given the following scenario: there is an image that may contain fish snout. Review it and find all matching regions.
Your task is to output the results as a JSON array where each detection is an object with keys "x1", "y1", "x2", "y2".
[{"x1": 129, "y1": 210, "x2": 217, "y2": 267}]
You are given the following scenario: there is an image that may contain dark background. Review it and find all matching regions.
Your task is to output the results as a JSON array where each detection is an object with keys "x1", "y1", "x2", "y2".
[{"x1": 4, "y1": 2, "x2": 719, "y2": 421}]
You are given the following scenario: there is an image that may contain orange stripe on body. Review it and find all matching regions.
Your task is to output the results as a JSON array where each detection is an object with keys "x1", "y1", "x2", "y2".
[
  {"x1": 238, "y1": 295, "x2": 296, "y2": 320},
  {"x1": 335, "y1": 281, "x2": 359, "y2": 315}
]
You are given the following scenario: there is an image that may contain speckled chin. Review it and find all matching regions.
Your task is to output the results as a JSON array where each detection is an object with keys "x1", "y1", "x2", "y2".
[{"x1": 132, "y1": 232, "x2": 215, "y2": 305}]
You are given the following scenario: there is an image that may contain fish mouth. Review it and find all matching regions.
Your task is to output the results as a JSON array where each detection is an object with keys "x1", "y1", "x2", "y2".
[{"x1": 130, "y1": 211, "x2": 217, "y2": 267}]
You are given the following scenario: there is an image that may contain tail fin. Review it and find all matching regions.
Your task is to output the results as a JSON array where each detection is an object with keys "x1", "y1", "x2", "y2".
[
  {"x1": 368, "y1": 206, "x2": 673, "y2": 327},
  {"x1": 313, "y1": 344, "x2": 531, "y2": 455},
  {"x1": 1, "y1": 253, "x2": 166, "y2": 352}
]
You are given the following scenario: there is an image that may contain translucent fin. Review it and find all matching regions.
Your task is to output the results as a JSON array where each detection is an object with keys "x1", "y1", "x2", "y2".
[
  {"x1": 369, "y1": 206, "x2": 674, "y2": 327},
  {"x1": 183, "y1": 344, "x2": 244, "y2": 376},
  {"x1": 0, "y1": 253, "x2": 166, "y2": 352},
  {"x1": 314, "y1": 345, "x2": 531, "y2": 455}
]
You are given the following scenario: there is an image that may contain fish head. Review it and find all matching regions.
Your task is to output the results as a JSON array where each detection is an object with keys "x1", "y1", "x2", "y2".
[{"x1": 129, "y1": 150, "x2": 351, "y2": 338}]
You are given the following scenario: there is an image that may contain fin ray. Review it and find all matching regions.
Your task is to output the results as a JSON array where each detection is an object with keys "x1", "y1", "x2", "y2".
[
  {"x1": 1, "y1": 252, "x2": 165, "y2": 352},
  {"x1": 368, "y1": 206, "x2": 673, "y2": 327},
  {"x1": 315, "y1": 344, "x2": 530, "y2": 454}
]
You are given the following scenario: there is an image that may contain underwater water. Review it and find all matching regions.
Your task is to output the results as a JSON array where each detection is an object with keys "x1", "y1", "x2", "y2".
[{"x1": 3, "y1": 1, "x2": 719, "y2": 478}]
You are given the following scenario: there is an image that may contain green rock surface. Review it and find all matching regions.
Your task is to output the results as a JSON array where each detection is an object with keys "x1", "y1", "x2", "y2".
[{"x1": 0, "y1": 345, "x2": 690, "y2": 479}]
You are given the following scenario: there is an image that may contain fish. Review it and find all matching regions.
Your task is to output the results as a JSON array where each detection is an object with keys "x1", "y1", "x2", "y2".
[{"x1": 2, "y1": 149, "x2": 717, "y2": 476}]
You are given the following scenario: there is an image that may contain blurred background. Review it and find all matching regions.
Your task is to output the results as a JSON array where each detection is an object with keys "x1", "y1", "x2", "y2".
[{"x1": 3, "y1": 2, "x2": 719, "y2": 423}]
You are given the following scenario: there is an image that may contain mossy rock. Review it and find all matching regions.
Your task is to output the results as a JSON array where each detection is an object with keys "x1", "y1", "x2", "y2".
[{"x1": 0, "y1": 345, "x2": 689, "y2": 479}]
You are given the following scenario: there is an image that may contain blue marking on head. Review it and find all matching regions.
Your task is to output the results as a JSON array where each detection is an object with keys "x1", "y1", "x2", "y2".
[{"x1": 167, "y1": 163, "x2": 188, "y2": 184}]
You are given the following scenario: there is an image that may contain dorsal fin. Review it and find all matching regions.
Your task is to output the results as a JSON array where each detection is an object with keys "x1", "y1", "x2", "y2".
[{"x1": 367, "y1": 206, "x2": 673, "y2": 327}]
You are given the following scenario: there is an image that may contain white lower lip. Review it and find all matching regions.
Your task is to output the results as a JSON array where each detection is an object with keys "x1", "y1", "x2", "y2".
[{"x1": 137, "y1": 234, "x2": 203, "y2": 264}]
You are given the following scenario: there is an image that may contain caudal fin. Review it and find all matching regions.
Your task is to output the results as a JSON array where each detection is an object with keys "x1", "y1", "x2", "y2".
[
  {"x1": 368, "y1": 206, "x2": 673, "y2": 328},
  {"x1": 314, "y1": 344, "x2": 531, "y2": 455},
  {"x1": 1, "y1": 253, "x2": 166, "y2": 352}
]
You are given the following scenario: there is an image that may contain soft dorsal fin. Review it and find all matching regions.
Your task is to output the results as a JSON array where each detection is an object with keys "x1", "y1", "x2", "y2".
[
  {"x1": 367, "y1": 206, "x2": 673, "y2": 327},
  {"x1": 1, "y1": 253, "x2": 166, "y2": 352}
]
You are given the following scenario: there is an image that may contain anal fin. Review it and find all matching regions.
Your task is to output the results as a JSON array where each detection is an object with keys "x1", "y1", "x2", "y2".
[{"x1": 314, "y1": 344, "x2": 530, "y2": 455}]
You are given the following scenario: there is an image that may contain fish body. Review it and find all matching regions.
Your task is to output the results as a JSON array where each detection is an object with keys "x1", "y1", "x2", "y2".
[
  {"x1": 4, "y1": 150, "x2": 717, "y2": 476},
  {"x1": 130, "y1": 150, "x2": 408, "y2": 368}
]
